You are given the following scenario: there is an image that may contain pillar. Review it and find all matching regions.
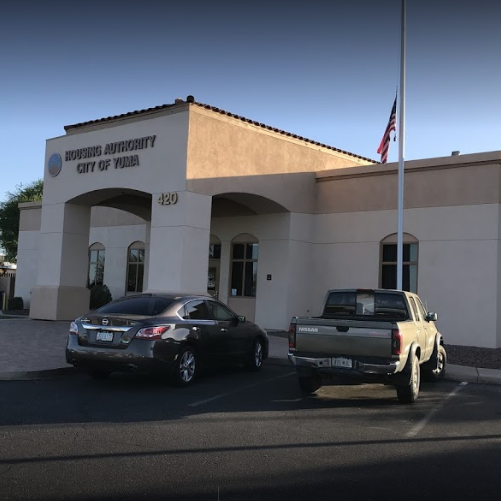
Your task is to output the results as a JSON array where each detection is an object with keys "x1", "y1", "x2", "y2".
[
  {"x1": 30, "y1": 202, "x2": 91, "y2": 320},
  {"x1": 146, "y1": 191, "x2": 212, "y2": 294}
]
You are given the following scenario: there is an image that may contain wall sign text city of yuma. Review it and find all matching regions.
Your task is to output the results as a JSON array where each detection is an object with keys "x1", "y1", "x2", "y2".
[{"x1": 64, "y1": 135, "x2": 157, "y2": 174}]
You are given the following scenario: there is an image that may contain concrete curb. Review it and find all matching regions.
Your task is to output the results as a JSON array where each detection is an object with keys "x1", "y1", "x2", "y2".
[{"x1": 0, "y1": 367, "x2": 77, "y2": 381}]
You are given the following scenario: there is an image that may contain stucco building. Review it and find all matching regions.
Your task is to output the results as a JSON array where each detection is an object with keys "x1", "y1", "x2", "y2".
[{"x1": 15, "y1": 96, "x2": 501, "y2": 348}]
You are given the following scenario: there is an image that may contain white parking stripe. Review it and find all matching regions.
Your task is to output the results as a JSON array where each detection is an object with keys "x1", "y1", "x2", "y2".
[
  {"x1": 188, "y1": 372, "x2": 296, "y2": 407},
  {"x1": 406, "y1": 382, "x2": 468, "y2": 438}
]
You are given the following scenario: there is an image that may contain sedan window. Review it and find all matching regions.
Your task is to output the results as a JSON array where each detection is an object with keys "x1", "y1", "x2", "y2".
[
  {"x1": 208, "y1": 301, "x2": 236, "y2": 321},
  {"x1": 97, "y1": 296, "x2": 174, "y2": 316},
  {"x1": 184, "y1": 300, "x2": 210, "y2": 320}
]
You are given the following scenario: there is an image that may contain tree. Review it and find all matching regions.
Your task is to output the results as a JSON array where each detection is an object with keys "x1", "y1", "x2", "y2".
[{"x1": 0, "y1": 180, "x2": 43, "y2": 262}]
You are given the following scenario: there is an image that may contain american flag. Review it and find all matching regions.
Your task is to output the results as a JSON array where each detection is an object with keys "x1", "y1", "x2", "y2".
[{"x1": 377, "y1": 97, "x2": 397, "y2": 164}]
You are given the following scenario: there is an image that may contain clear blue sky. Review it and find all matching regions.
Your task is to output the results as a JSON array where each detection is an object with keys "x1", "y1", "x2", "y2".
[{"x1": 1, "y1": 0, "x2": 500, "y2": 202}]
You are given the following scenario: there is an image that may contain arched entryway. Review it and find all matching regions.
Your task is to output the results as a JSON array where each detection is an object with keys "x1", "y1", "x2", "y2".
[{"x1": 208, "y1": 192, "x2": 289, "y2": 324}]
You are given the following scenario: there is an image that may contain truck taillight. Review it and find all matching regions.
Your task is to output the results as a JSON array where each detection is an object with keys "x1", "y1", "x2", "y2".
[
  {"x1": 392, "y1": 329, "x2": 402, "y2": 355},
  {"x1": 288, "y1": 322, "x2": 296, "y2": 350},
  {"x1": 135, "y1": 325, "x2": 171, "y2": 340}
]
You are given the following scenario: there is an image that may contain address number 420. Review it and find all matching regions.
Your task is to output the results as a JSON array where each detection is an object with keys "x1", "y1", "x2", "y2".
[{"x1": 158, "y1": 192, "x2": 178, "y2": 205}]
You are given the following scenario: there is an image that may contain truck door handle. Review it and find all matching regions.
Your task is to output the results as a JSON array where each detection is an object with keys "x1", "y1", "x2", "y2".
[{"x1": 191, "y1": 327, "x2": 200, "y2": 332}]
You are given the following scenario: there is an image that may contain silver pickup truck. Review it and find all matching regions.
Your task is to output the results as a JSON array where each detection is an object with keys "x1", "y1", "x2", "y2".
[{"x1": 288, "y1": 289, "x2": 447, "y2": 403}]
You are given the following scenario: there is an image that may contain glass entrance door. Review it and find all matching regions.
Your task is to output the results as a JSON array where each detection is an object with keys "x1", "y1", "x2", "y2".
[{"x1": 207, "y1": 260, "x2": 220, "y2": 298}]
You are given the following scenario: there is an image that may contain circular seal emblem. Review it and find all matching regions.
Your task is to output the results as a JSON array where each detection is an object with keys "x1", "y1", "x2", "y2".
[{"x1": 48, "y1": 153, "x2": 62, "y2": 177}]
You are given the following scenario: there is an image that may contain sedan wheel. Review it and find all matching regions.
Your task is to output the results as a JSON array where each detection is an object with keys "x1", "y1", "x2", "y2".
[
  {"x1": 172, "y1": 347, "x2": 197, "y2": 386},
  {"x1": 245, "y1": 338, "x2": 263, "y2": 371}
]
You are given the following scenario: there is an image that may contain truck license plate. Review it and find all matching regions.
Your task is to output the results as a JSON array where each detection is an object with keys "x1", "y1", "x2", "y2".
[
  {"x1": 96, "y1": 331, "x2": 113, "y2": 342},
  {"x1": 332, "y1": 357, "x2": 352, "y2": 368}
]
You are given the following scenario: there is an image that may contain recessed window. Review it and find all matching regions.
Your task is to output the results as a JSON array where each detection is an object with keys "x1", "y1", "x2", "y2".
[
  {"x1": 127, "y1": 242, "x2": 145, "y2": 293},
  {"x1": 88, "y1": 243, "x2": 105, "y2": 287},
  {"x1": 380, "y1": 235, "x2": 418, "y2": 293},
  {"x1": 230, "y1": 238, "x2": 258, "y2": 297}
]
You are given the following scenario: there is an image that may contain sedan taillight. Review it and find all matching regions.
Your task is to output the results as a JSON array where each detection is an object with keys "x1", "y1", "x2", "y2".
[
  {"x1": 69, "y1": 322, "x2": 79, "y2": 335},
  {"x1": 135, "y1": 325, "x2": 171, "y2": 340}
]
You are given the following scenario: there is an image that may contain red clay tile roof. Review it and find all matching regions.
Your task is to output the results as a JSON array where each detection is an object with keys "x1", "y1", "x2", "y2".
[{"x1": 64, "y1": 97, "x2": 377, "y2": 163}]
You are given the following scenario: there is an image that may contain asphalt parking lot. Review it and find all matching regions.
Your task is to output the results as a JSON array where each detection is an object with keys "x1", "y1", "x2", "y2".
[{"x1": 1, "y1": 361, "x2": 501, "y2": 500}]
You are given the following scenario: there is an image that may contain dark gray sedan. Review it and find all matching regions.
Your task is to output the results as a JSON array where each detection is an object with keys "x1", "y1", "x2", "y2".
[{"x1": 66, "y1": 293, "x2": 269, "y2": 385}]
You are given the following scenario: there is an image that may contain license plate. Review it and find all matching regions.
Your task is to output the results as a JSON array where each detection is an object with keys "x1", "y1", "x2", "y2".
[
  {"x1": 96, "y1": 331, "x2": 113, "y2": 342},
  {"x1": 332, "y1": 357, "x2": 352, "y2": 368}
]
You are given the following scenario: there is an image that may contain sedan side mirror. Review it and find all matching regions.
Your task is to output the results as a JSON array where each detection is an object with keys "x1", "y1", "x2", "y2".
[
  {"x1": 425, "y1": 312, "x2": 438, "y2": 322},
  {"x1": 238, "y1": 315, "x2": 246, "y2": 323}
]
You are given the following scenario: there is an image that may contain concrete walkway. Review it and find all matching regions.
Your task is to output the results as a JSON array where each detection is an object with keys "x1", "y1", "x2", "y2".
[{"x1": 1, "y1": 316, "x2": 500, "y2": 384}]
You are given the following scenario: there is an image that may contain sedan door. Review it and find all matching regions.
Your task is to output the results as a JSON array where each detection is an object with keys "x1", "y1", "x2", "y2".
[
  {"x1": 207, "y1": 300, "x2": 248, "y2": 359},
  {"x1": 183, "y1": 299, "x2": 227, "y2": 364}
]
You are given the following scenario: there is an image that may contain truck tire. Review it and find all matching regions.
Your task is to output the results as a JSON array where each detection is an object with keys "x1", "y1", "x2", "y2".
[
  {"x1": 396, "y1": 355, "x2": 420, "y2": 404},
  {"x1": 298, "y1": 375, "x2": 321, "y2": 395},
  {"x1": 422, "y1": 345, "x2": 447, "y2": 382}
]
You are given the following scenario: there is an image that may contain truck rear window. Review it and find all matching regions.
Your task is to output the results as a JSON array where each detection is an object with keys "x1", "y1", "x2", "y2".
[{"x1": 322, "y1": 291, "x2": 409, "y2": 320}]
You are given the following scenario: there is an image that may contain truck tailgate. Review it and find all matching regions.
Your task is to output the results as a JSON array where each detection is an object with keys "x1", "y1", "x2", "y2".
[{"x1": 294, "y1": 318, "x2": 394, "y2": 358}]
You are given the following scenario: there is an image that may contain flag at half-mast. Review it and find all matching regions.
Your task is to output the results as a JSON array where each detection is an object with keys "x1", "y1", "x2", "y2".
[{"x1": 377, "y1": 97, "x2": 397, "y2": 164}]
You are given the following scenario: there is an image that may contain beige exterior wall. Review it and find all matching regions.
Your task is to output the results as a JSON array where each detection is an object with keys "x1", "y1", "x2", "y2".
[
  {"x1": 18, "y1": 201, "x2": 42, "y2": 231},
  {"x1": 316, "y1": 153, "x2": 501, "y2": 213},
  {"x1": 187, "y1": 106, "x2": 373, "y2": 179},
  {"x1": 186, "y1": 106, "x2": 374, "y2": 215}
]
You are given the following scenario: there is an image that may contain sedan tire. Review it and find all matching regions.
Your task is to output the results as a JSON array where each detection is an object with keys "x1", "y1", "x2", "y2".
[
  {"x1": 245, "y1": 338, "x2": 264, "y2": 372},
  {"x1": 172, "y1": 346, "x2": 197, "y2": 387}
]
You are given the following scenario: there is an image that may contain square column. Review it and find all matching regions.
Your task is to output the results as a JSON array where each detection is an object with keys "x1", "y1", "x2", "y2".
[
  {"x1": 146, "y1": 191, "x2": 212, "y2": 294},
  {"x1": 30, "y1": 203, "x2": 91, "y2": 320}
]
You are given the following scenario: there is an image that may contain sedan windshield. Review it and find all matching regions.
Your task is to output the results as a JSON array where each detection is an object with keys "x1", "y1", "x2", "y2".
[{"x1": 96, "y1": 296, "x2": 175, "y2": 316}]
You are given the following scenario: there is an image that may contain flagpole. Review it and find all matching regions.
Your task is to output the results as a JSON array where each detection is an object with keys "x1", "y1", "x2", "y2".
[{"x1": 397, "y1": 0, "x2": 406, "y2": 290}]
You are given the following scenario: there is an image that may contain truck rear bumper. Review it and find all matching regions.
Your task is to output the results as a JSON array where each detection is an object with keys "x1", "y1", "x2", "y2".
[{"x1": 288, "y1": 353, "x2": 400, "y2": 376}]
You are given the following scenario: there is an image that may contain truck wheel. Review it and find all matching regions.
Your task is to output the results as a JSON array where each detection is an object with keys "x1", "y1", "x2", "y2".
[
  {"x1": 298, "y1": 376, "x2": 321, "y2": 395},
  {"x1": 396, "y1": 355, "x2": 420, "y2": 404},
  {"x1": 423, "y1": 345, "x2": 447, "y2": 382}
]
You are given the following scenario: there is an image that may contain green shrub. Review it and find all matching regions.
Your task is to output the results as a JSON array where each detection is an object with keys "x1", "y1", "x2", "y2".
[
  {"x1": 89, "y1": 284, "x2": 112, "y2": 310},
  {"x1": 8, "y1": 296, "x2": 24, "y2": 310}
]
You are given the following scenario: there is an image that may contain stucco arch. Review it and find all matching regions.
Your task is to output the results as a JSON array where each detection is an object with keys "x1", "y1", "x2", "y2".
[
  {"x1": 67, "y1": 188, "x2": 152, "y2": 221},
  {"x1": 211, "y1": 192, "x2": 289, "y2": 217},
  {"x1": 381, "y1": 232, "x2": 418, "y2": 244}
]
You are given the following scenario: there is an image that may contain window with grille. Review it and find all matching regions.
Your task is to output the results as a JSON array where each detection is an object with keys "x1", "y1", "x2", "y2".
[
  {"x1": 88, "y1": 243, "x2": 105, "y2": 287},
  {"x1": 380, "y1": 238, "x2": 418, "y2": 293},
  {"x1": 230, "y1": 241, "x2": 258, "y2": 297}
]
